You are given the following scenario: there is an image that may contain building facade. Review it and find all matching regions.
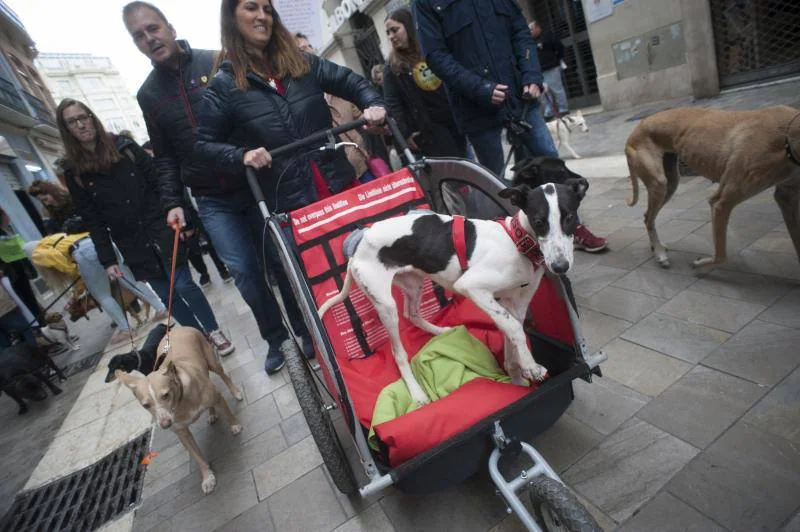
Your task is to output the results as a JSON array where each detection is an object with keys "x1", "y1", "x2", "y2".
[
  {"x1": 36, "y1": 53, "x2": 148, "y2": 143},
  {"x1": 0, "y1": 0, "x2": 62, "y2": 242},
  {"x1": 318, "y1": 0, "x2": 800, "y2": 112}
]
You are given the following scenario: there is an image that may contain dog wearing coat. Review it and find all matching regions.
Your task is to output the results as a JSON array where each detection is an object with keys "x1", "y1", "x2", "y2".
[
  {"x1": 626, "y1": 105, "x2": 800, "y2": 268},
  {"x1": 115, "y1": 326, "x2": 243, "y2": 494},
  {"x1": 318, "y1": 179, "x2": 588, "y2": 405}
]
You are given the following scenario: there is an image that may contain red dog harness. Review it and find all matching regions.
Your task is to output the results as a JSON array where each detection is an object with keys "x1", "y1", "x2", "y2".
[{"x1": 452, "y1": 212, "x2": 544, "y2": 271}]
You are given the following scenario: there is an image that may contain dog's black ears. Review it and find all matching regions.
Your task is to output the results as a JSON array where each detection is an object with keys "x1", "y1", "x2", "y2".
[
  {"x1": 511, "y1": 157, "x2": 539, "y2": 176},
  {"x1": 499, "y1": 185, "x2": 528, "y2": 206},
  {"x1": 565, "y1": 178, "x2": 589, "y2": 201}
]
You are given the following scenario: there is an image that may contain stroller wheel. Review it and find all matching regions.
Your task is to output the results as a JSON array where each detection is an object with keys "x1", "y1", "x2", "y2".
[
  {"x1": 285, "y1": 344, "x2": 358, "y2": 495},
  {"x1": 529, "y1": 478, "x2": 600, "y2": 532}
]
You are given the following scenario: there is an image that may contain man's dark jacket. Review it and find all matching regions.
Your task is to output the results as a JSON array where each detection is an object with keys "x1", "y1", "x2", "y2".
[
  {"x1": 536, "y1": 29, "x2": 565, "y2": 71},
  {"x1": 414, "y1": 0, "x2": 544, "y2": 134},
  {"x1": 194, "y1": 55, "x2": 382, "y2": 213},
  {"x1": 137, "y1": 41, "x2": 221, "y2": 212},
  {"x1": 65, "y1": 136, "x2": 186, "y2": 280}
]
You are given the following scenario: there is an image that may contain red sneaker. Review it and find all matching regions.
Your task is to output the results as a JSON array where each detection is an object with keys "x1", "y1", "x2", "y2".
[
  {"x1": 209, "y1": 330, "x2": 235, "y2": 356},
  {"x1": 573, "y1": 224, "x2": 608, "y2": 253}
]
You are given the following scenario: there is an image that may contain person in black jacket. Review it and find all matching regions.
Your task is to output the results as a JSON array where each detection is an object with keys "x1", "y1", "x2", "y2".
[
  {"x1": 530, "y1": 21, "x2": 568, "y2": 120},
  {"x1": 140, "y1": 140, "x2": 232, "y2": 287},
  {"x1": 191, "y1": 0, "x2": 385, "y2": 373},
  {"x1": 383, "y1": 7, "x2": 465, "y2": 158},
  {"x1": 56, "y1": 98, "x2": 234, "y2": 355}
]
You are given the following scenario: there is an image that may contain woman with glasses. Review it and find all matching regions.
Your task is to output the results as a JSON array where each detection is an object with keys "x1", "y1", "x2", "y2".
[
  {"x1": 57, "y1": 99, "x2": 234, "y2": 355},
  {"x1": 194, "y1": 0, "x2": 384, "y2": 373},
  {"x1": 383, "y1": 8, "x2": 466, "y2": 159}
]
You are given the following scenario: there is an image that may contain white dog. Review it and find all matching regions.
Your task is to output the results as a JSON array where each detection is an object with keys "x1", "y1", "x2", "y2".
[
  {"x1": 547, "y1": 110, "x2": 589, "y2": 159},
  {"x1": 318, "y1": 180, "x2": 589, "y2": 406},
  {"x1": 39, "y1": 312, "x2": 81, "y2": 351}
]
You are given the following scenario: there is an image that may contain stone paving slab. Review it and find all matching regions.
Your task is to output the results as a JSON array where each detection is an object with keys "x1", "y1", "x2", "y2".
[
  {"x1": 598, "y1": 338, "x2": 692, "y2": 397},
  {"x1": 667, "y1": 421, "x2": 800, "y2": 532},
  {"x1": 637, "y1": 366, "x2": 766, "y2": 449},
  {"x1": 702, "y1": 320, "x2": 800, "y2": 386},
  {"x1": 617, "y1": 492, "x2": 727, "y2": 532},
  {"x1": 563, "y1": 417, "x2": 699, "y2": 523}
]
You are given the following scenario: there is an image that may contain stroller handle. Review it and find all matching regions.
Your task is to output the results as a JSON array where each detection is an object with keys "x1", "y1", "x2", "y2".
[{"x1": 245, "y1": 115, "x2": 411, "y2": 209}]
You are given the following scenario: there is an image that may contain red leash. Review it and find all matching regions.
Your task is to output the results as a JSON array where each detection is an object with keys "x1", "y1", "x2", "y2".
[{"x1": 155, "y1": 225, "x2": 181, "y2": 371}]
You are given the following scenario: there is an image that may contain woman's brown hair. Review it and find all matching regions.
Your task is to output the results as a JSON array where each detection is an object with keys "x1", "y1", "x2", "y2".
[
  {"x1": 28, "y1": 179, "x2": 74, "y2": 222},
  {"x1": 220, "y1": 0, "x2": 309, "y2": 91},
  {"x1": 386, "y1": 8, "x2": 422, "y2": 75},
  {"x1": 56, "y1": 99, "x2": 121, "y2": 175}
]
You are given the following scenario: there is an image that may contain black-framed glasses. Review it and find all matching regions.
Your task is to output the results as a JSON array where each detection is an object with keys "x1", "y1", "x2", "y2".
[{"x1": 65, "y1": 113, "x2": 92, "y2": 128}]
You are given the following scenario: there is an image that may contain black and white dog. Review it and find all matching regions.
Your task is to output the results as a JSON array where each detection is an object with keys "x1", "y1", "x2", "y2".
[
  {"x1": 318, "y1": 178, "x2": 589, "y2": 405},
  {"x1": 104, "y1": 324, "x2": 168, "y2": 382}
]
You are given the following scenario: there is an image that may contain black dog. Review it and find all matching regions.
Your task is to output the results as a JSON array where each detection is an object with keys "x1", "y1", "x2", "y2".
[
  {"x1": 105, "y1": 324, "x2": 167, "y2": 383},
  {"x1": 0, "y1": 344, "x2": 65, "y2": 415},
  {"x1": 510, "y1": 156, "x2": 583, "y2": 188}
]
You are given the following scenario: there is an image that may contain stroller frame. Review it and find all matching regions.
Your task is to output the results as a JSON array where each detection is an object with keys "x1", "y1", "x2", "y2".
[{"x1": 245, "y1": 117, "x2": 606, "y2": 531}]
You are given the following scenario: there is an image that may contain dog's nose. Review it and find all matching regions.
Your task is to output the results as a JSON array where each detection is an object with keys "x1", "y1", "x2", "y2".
[{"x1": 551, "y1": 259, "x2": 570, "y2": 275}]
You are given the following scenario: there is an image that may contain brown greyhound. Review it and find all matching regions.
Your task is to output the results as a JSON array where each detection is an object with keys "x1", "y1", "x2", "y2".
[
  {"x1": 116, "y1": 326, "x2": 243, "y2": 494},
  {"x1": 625, "y1": 105, "x2": 800, "y2": 268}
]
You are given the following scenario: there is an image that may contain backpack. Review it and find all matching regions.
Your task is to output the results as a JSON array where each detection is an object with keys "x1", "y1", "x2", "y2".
[{"x1": 31, "y1": 232, "x2": 90, "y2": 277}]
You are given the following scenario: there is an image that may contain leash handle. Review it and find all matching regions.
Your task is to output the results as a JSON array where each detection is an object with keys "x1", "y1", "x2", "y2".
[{"x1": 157, "y1": 224, "x2": 181, "y2": 372}]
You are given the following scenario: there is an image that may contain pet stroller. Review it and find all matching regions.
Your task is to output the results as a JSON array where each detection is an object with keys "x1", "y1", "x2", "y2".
[{"x1": 245, "y1": 117, "x2": 606, "y2": 531}]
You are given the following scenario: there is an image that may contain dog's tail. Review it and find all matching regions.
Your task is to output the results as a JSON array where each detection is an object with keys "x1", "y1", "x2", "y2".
[
  {"x1": 318, "y1": 263, "x2": 354, "y2": 318},
  {"x1": 625, "y1": 146, "x2": 640, "y2": 207}
]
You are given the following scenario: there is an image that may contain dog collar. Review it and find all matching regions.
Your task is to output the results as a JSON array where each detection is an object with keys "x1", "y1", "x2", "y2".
[
  {"x1": 501, "y1": 213, "x2": 545, "y2": 268},
  {"x1": 452, "y1": 215, "x2": 469, "y2": 271}
]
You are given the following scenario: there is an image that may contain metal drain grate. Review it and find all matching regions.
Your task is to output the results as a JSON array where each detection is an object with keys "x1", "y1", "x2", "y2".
[
  {"x1": 0, "y1": 431, "x2": 150, "y2": 532},
  {"x1": 63, "y1": 350, "x2": 104, "y2": 377}
]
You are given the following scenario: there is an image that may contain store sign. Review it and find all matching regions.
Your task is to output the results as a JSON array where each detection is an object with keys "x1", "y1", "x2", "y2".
[{"x1": 328, "y1": 0, "x2": 368, "y2": 33}]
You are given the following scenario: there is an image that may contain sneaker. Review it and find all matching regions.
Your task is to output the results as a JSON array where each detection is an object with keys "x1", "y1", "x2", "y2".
[
  {"x1": 573, "y1": 224, "x2": 608, "y2": 253},
  {"x1": 198, "y1": 273, "x2": 211, "y2": 287},
  {"x1": 209, "y1": 330, "x2": 235, "y2": 356},
  {"x1": 220, "y1": 269, "x2": 234, "y2": 283},
  {"x1": 265, "y1": 339, "x2": 291, "y2": 374}
]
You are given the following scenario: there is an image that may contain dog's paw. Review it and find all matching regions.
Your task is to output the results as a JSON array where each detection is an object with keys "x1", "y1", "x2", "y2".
[
  {"x1": 692, "y1": 256, "x2": 717, "y2": 268},
  {"x1": 521, "y1": 363, "x2": 548, "y2": 383},
  {"x1": 409, "y1": 386, "x2": 430, "y2": 407},
  {"x1": 233, "y1": 389, "x2": 244, "y2": 402},
  {"x1": 201, "y1": 471, "x2": 217, "y2": 494},
  {"x1": 655, "y1": 256, "x2": 671, "y2": 269},
  {"x1": 230, "y1": 423, "x2": 243, "y2": 435}
]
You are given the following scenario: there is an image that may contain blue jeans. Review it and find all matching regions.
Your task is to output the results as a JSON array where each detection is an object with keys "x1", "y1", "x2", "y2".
[
  {"x1": 0, "y1": 308, "x2": 36, "y2": 348},
  {"x1": 148, "y1": 265, "x2": 218, "y2": 332},
  {"x1": 72, "y1": 239, "x2": 165, "y2": 332},
  {"x1": 467, "y1": 102, "x2": 559, "y2": 177},
  {"x1": 196, "y1": 189, "x2": 307, "y2": 346},
  {"x1": 542, "y1": 67, "x2": 569, "y2": 118}
]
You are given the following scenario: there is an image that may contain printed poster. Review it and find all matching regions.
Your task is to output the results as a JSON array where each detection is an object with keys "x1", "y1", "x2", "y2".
[{"x1": 585, "y1": 0, "x2": 614, "y2": 23}]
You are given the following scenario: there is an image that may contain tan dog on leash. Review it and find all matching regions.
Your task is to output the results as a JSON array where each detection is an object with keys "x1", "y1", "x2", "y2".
[
  {"x1": 625, "y1": 105, "x2": 800, "y2": 268},
  {"x1": 116, "y1": 326, "x2": 243, "y2": 494}
]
